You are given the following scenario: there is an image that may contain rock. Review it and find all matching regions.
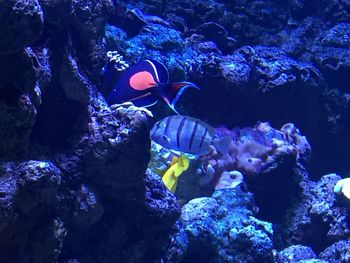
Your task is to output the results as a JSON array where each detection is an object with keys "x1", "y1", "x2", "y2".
[
  {"x1": 183, "y1": 46, "x2": 326, "y2": 140},
  {"x1": 278, "y1": 245, "x2": 317, "y2": 262},
  {"x1": 164, "y1": 187, "x2": 274, "y2": 262},
  {"x1": 39, "y1": 0, "x2": 73, "y2": 28},
  {"x1": 26, "y1": 218, "x2": 67, "y2": 263},
  {"x1": 0, "y1": 49, "x2": 43, "y2": 160},
  {"x1": 319, "y1": 240, "x2": 350, "y2": 263},
  {"x1": 195, "y1": 22, "x2": 236, "y2": 53},
  {"x1": 0, "y1": 161, "x2": 62, "y2": 262},
  {"x1": 60, "y1": 44, "x2": 93, "y2": 104},
  {"x1": 0, "y1": 0, "x2": 44, "y2": 54},
  {"x1": 312, "y1": 23, "x2": 350, "y2": 90},
  {"x1": 276, "y1": 173, "x2": 350, "y2": 252}
]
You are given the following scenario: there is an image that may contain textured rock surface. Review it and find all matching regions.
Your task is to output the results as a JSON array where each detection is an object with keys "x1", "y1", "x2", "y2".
[
  {"x1": 278, "y1": 245, "x2": 317, "y2": 262},
  {"x1": 0, "y1": 0, "x2": 180, "y2": 262},
  {"x1": 0, "y1": 49, "x2": 42, "y2": 160},
  {"x1": 1, "y1": 0, "x2": 350, "y2": 262},
  {"x1": 319, "y1": 240, "x2": 350, "y2": 263},
  {"x1": 0, "y1": 161, "x2": 62, "y2": 262},
  {"x1": 0, "y1": 0, "x2": 44, "y2": 54},
  {"x1": 163, "y1": 187, "x2": 274, "y2": 262},
  {"x1": 276, "y1": 173, "x2": 350, "y2": 253}
]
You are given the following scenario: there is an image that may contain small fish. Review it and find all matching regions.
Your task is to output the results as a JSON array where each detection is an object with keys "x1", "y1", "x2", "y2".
[
  {"x1": 162, "y1": 155, "x2": 190, "y2": 192},
  {"x1": 107, "y1": 59, "x2": 199, "y2": 114},
  {"x1": 151, "y1": 115, "x2": 232, "y2": 156}
]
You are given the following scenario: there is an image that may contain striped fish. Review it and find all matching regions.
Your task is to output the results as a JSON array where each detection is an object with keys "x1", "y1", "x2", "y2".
[{"x1": 150, "y1": 115, "x2": 232, "y2": 156}]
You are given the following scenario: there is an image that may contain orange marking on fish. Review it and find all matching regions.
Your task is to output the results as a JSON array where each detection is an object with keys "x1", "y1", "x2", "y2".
[{"x1": 129, "y1": 71, "x2": 157, "y2": 90}]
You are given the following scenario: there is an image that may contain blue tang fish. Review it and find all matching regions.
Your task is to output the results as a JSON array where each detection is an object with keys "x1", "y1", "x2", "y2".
[
  {"x1": 107, "y1": 59, "x2": 199, "y2": 114},
  {"x1": 151, "y1": 115, "x2": 232, "y2": 156}
]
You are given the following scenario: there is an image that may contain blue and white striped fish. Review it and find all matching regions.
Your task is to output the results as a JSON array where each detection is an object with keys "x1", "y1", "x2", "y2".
[{"x1": 150, "y1": 115, "x2": 232, "y2": 156}]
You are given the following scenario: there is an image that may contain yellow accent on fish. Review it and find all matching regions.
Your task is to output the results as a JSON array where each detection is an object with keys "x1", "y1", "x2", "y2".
[{"x1": 162, "y1": 155, "x2": 190, "y2": 192}]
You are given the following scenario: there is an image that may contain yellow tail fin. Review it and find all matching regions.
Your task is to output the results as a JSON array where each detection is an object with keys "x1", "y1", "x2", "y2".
[{"x1": 162, "y1": 155, "x2": 190, "y2": 192}]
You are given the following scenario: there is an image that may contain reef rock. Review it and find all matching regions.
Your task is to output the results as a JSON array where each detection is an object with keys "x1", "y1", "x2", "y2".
[
  {"x1": 277, "y1": 245, "x2": 318, "y2": 262},
  {"x1": 319, "y1": 240, "x2": 350, "y2": 263},
  {"x1": 0, "y1": 161, "x2": 63, "y2": 263},
  {"x1": 0, "y1": 48, "x2": 44, "y2": 160},
  {"x1": 312, "y1": 23, "x2": 350, "y2": 90},
  {"x1": 164, "y1": 187, "x2": 274, "y2": 263},
  {"x1": 0, "y1": 0, "x2": 44, "y2": 54},
  {"x1": 183, "y1": 46, "x2": 326, "y2": 139},
  {"x1": 277, "y1": 173, "x2": 350, "y2": 253}
]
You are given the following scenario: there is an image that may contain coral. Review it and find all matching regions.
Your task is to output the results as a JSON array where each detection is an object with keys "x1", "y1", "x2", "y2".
[
  {"x1": 70, "y1": 0, "x2": 115, "y2": 81},
  {"x1": 199, "y1": 122, "x2": 311, "y2": 189},
  {"x1": 124, "y1": 24, "x2": 186, "y2": 62},
  {"x1": 106, "y1": 50, "x2": 129, "y2": 71},
  {"x1": 334, "y1": 177, "x2": 350, "y2": 200}
]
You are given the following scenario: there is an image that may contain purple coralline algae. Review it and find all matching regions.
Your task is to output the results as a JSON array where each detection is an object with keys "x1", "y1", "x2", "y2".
[{"x1": 199, "y1": 122, "x2": 311, "y2": 190}]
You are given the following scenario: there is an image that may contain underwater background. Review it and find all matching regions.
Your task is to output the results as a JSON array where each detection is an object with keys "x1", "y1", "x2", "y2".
[{"x1": 1, "y1": 0, "x2": 350, "y2": 262}]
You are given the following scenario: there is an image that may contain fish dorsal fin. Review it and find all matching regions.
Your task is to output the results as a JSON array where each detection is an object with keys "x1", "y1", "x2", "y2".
[{"x1": 145, "y1": 59, "x2": 169, "y2": 83}]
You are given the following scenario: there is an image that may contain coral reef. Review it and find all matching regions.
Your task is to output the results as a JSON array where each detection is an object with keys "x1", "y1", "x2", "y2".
[{"x1": 0, "y1": 0, "x2": 350, "y2": 262}]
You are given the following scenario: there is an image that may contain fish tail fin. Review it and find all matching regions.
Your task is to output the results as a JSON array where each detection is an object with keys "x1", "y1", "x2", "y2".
[
  {"x1": 162, "y1": 155, "x2": 190, "y2": 192},
  {"x1": 213, "y1": 135, "x2": 233, "y2": 154},
  {"x1": 161, "y1": 81, "x2": 200, "y2": 114},
  {"x1": 162, "y1": 168, "x2": 178, "y2": 192}
]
